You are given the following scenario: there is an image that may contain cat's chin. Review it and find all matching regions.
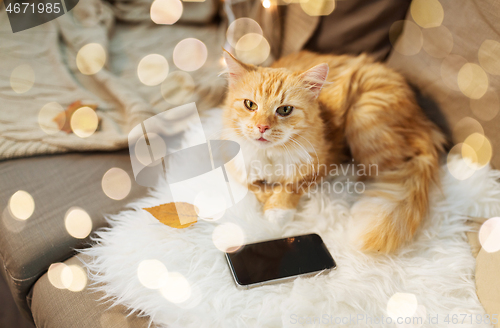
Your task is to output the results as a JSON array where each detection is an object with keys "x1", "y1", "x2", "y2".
[{"x1": 251, "y1": 138, "x2": 276, "y2": 149}]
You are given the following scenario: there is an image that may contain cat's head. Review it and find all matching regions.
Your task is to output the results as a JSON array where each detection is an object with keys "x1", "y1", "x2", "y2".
[{"x1": 222, "y1": 51, "x2": 328, "y2": 149}]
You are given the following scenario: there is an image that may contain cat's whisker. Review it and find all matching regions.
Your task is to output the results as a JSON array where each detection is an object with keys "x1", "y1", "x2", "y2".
[
  {"x1": 283, "y1": 144, "x2": 300, "y2": 168},
  {"x1": 279, "y1": 144, "x2": 294, "y2": 173},
  {"x1": 288, "y1": 137, "x2": 313, "y2": 162},
  {"x1": 288, "y1": 137, "x2": 318, "y2": 179},
  {"x1": 293, "y1": 134, "x2": 321, "y2": 178},
  {"x1": 287, "y1": 144, "x2": 313, "y2": 167},
  {"x1": 287, "y1": 145, "x2": 316, "y2": 180},
  {"x1": 293, "y1": 135, "x2": 320, "y2": 163}
]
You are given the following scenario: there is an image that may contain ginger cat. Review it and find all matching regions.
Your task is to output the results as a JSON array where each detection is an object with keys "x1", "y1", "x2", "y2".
[{"x1": 221, "y1": 50, "x2": 445, "y2": 253}]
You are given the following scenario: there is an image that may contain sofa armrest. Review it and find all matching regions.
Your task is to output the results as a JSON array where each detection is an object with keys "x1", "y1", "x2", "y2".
[{"x1": 0, "y1": 150, "x2": 148, "y2": 320}]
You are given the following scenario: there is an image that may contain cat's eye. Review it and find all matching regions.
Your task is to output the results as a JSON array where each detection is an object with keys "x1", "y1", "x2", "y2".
[
  {"x1": 276, "y1": 105, "x2": 294, "y2": 117},
  {"x1": 244, "y1": 99, "x2": 258, "y2": 111}
]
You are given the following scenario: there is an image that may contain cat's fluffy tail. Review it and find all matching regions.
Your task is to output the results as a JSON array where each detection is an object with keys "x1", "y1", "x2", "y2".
[{"x1": 348, "y1": 153, "x2": 440, "y2": 253}]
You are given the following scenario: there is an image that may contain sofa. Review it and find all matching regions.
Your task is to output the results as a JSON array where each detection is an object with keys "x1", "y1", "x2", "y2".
[{"x1": 1, "y1": 0, "x2": 499, "y2": 327}]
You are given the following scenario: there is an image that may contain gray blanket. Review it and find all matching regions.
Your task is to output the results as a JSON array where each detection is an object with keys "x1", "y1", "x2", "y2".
[{"x1": 0, "y1": 0, "x2": 226, "y2": 160}]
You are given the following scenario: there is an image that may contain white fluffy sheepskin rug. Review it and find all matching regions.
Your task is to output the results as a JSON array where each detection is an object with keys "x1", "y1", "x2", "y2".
[{"x1": 81, "y1": 109, "x2": 500, "y2": 328}]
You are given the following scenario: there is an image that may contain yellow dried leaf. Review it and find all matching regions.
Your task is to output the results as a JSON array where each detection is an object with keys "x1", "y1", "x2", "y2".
[
  {"x1": 53, "y1": 100, "x2": 98, "y2": 133},
  {"x1": 143, "y1": 202, "x2": 198, "y2": 229}
]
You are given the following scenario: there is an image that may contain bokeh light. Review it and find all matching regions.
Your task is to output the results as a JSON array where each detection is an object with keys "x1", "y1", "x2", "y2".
[
  {"x1": 452, "y1": 117, "x2": 484, "y2": 143},
  {"x1": 386, "y1": 293, "x2": 418, "y2": 321},
  {"x1": 176, "y1": 283, "x2": 203, "y2": 309},
  {"x1": 235, "y1": 33, "x2": 271, "y2": 65},
  {"x1": 470, "y1": 90, "x2": 499, "y2": 121},
  {"x1": 236, "y1": 33, "x2": 264, "y2": 55},
  {"x1": 457, "y1": 63, "x2": 488, "y2": 99},
  {"x1": 137, "y1": 54, "x2": 169, "y2": 86},
  {"x1": 102, "y1": 168, "x2": 131, "y2": 200},
  {"x1": 422, "y1": 25, "x2": 453, "y2": 59},
  {"x1": 478, "y1": 40, "x2": 500, "y2": 76},
  {"x1": 410, "y1": 0, "x2": 443, "y2": 28},
  {"x1": 262, "y1": 0, "x2": 271, "y2": 8},
  {"x1": 459, "y1": 143, "x2": 480, "y2": 171},
  {"x1": 161, "y1": 71, "x2": 195, "y2": 105},
  {"x1": 463, "y1": 133, "x2": 492, "y2": 168},
  {"x1": 173, "y1": 38, "x2": 208, "y2": 72},
  {"x1": 160, "y1": 272, "x2": 191, "y2": 303},
  {"x1": 150, "y1": 0, "x2": 183, "y2": 25},
  {"x1": 61, "y1": 264, "x2": 88, "y2": 292},
  {"x1": 64, "y1": 207, "x2": 93, "y2": 239},
  {"x1": 137, "y1": 259, "x2": 169, "y2": 289},
  {"x1": 100, "y1": 313, "x2": 130, "y2": 328},
  {"x1": 440, "y1": 54, "x2": 468, "y2": 91},
  {"x1": 219, "y1": 56, "x2": 227, "y2": 68},
  {"x1": 226, "y1": 18, "x2": 263, "y2": 48},
  {"x1": 8, "y1": 190, "x2": 35, "y2": 221},
  {"x1": 389, "y1": 20, "x2": 423, "y2": 56},
  {"x1": 447, "y1": 143, "x2": 478, "y2": 180},
  {"x1": 134, "y1": 132, "x2": 167, "y2": 166},
  {"x1": 193, "y1": 190, "x2": 226, "y2": 220},
  {"x1": 48, "y1": 262, "x2": 88, "y2": 292},
  {"x1": 212, "y1": 222, "x2": 245, "y2": 252},
  {"x1": 76, "y1": 43, "x2": 106, "y2": 75},
  {"x1": 48, "y1": 263, "x2": 69, "y2": 289},
  {"x1": 300, "y1": 0, "x2": 335, "y2": 17},
  {"x1": 10, "y1": 64, "x2": 35, "y2": 93},
  {"x1": 70, "y1": 106, "x2": 99, "y2": 138},
  {"x1": 479, "y1": 217, "x2": 500, "y2": 253},
  {"x1": 2, "y1": 207, "x2": 27, "y2": 233},
  {"x1": 39, "y1": 102, "x2": 65, "y2": 135}
]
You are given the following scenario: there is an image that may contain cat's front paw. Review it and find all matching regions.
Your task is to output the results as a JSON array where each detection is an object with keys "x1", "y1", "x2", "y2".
[{"x1": 264, "y1": 208, "x2": 296, "y2": 225}]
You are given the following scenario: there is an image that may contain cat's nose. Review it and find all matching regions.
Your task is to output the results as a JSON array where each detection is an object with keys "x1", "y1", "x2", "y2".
[{"x1": 257, "y1": 124, "x2": 270, "y2": 133}]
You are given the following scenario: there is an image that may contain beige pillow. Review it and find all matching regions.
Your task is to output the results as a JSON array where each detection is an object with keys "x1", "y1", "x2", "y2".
[{"x1": 387, "y1": 0, "x2": 500, "y2": 170}]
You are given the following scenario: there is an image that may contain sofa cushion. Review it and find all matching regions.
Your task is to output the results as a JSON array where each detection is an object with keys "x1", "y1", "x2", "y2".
[
  {"x1": 386, "y1": 0, "x2": 500, "y2": 169},
  {"x1": 305, "y1": 0, "x2": 412, "y2": 61},
  {"x1": 0, "y1": 151, "x2": 148, "y2": 320}
]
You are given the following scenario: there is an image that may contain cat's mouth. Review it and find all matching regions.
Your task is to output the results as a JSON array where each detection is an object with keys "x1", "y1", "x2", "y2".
[{"x1": 257, "y1": 137, "x2": 269, "y2": 142}]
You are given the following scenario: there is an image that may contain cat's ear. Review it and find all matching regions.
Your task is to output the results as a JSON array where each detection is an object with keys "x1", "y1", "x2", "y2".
[
  {"x1": 223, "y1": 50, "x2": 254, "y2": 87},
  {"x1": 299, "y1": 63, "x2": 329, "y2": 98}
]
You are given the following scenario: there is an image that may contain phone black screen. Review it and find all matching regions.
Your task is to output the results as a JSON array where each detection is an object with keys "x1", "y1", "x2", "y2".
[{"x1": 226, "y1": 233, "x2": 336, "y2": 286}]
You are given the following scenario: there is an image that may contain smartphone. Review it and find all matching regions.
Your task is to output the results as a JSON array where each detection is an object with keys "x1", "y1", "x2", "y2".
[{"x1": 225, "y1": 233, "x2": 336, "y2": 289}]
